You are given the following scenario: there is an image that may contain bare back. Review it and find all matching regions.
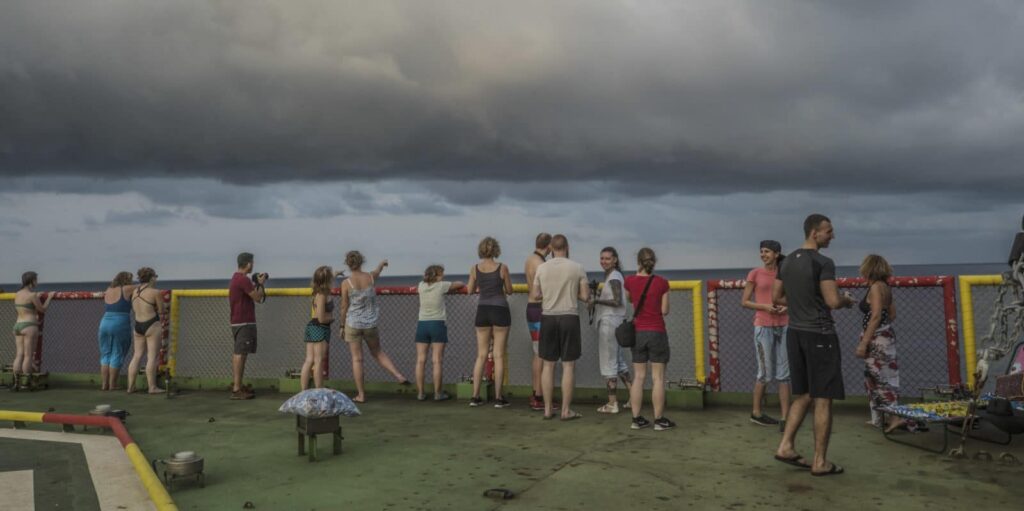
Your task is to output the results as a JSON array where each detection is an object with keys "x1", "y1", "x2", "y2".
[
  {"x1": 524, "y1": 253, "x2": 545, "y2": 304},
  {"x1": 132, "y1": 285, "x2": 161, "y2": 322},
  {"x1": 14, "y1": 289, "x2": 39, "y2": 323}
]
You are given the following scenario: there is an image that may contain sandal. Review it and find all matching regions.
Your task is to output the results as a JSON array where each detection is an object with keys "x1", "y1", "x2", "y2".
[
  {"x1": 774, "y1": 454, "x2": 812, "y2": 469},
  {"x1": 811, "y1": 463, "x2": 844, "y2": 477},
  {"x1": 560, "y1": 411, "x2": 583, "y2": 421}
]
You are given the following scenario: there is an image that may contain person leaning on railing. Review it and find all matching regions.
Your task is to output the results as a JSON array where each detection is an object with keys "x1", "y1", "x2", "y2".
[
  {"x1": 339, "y1": 250, "x2": 409, "y2": 404},
  {"x1": 127, "y1": 267, "x2": 166, "y2": 394},
  {"x1": 301, "y1": 265, "x2": 337, "y2": 391},
  {"x1": 414, "y1": 264, "x2": 465, "y2": 401},
  {"x1": 12, "y1": 271, "x2": 53, "y2": 388},
  {"x1": 99, "y1": 271, "x2": 136, "y2": 391}
]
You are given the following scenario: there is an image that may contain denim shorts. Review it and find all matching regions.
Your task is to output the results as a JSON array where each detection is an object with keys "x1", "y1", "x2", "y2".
[
  {"x1": 754, "y1": 325, "x2": 790, "y2": 383},
  {"x1": 415, "y1": 320, "x2": 448, "y2": 343}
]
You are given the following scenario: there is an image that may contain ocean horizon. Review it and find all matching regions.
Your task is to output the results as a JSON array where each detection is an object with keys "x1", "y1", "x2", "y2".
[{"x1": 2, "y1": 262, "x2": 1008, "y2": 292}]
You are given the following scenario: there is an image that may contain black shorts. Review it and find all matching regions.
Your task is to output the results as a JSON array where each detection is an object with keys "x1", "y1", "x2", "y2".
[
  {"x1": 538, "y1": 315, "x2": 582, "y2": 362},
  {"x1": 475, "y1": 305, "x2": 511, "y2": 328},
  {"x1": 787, "y1": 328, "x2": 845, "y2": 400},
  {"x1": 231, "y1": 324, "x2": 258, "y2": 355},
  {"x1": 632, "y1": 330, "x2": 670, "y2": 364}
]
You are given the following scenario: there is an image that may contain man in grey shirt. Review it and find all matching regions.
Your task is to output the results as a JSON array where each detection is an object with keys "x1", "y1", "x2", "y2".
[{"x1": 771, "y1": 214, "x2": 854, "y2": 477}]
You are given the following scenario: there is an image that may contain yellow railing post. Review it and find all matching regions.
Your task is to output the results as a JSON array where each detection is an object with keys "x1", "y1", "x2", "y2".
[{"x1": 958, "y1": 274, "x2": 1003, "y2": 389}]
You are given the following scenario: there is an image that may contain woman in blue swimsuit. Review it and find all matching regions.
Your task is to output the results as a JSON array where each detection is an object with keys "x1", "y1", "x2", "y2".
[{"x1": 99, "y1": 271, "x2": 136, "y2": 391}]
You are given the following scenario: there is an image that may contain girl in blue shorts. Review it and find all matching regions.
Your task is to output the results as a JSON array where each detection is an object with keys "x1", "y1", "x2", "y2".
[{"x1": 415, "y1": 265, "x2": 464, "y2": 401}]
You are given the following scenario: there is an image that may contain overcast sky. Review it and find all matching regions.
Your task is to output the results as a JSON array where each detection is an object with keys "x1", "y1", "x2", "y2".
[{"x1": 2, "y1": 1, "x2": 1022, "y2": 282}]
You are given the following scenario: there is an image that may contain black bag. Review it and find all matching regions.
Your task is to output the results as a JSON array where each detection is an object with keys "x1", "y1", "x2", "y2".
[{"x1": 615, "y1": 275, "x2": 655, "y2": 348}]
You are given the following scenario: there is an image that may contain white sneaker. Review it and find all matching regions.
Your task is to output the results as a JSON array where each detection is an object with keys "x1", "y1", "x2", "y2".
[{"x1": 597, "y1": 402, "x2": 620, "y2": 414}]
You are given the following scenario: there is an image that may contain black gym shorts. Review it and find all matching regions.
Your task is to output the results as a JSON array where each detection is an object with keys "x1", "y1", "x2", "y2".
[
  {"x1": 538, "y1": 314, "x2": 582, "y2": 362},
  {"x1": 786, "y1": 328, "x2": 845, "y2": 400}
]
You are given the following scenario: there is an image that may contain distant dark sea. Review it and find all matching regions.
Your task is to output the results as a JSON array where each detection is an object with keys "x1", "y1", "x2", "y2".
[{"x1": 2, "y1": 262, "x2": 1008, "y2": 292}]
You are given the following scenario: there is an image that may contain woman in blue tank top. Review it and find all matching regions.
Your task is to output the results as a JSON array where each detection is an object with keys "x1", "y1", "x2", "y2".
[{"x1": 98, "y1": 271, "x2": 135, "y2": 391}]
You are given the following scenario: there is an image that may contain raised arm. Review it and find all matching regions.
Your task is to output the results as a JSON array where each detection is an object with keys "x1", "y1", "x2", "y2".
[
  {"x1": 370, "y1": 259, "x2": 389, "y2": 280},
  {"x1": 247, "y1": 274, "x2": 266, "y2": 302},
  {"x1": 34, "y1": 291, "x2": 54, "y2": 312},
  {"x1": 448, "y1": 281, "x2": 466, "y2": 292}
]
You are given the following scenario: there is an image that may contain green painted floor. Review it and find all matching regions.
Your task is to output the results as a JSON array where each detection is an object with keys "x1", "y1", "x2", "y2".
[{"x1": 2, "y1": 388, "x2": 1022, "y2": 510}]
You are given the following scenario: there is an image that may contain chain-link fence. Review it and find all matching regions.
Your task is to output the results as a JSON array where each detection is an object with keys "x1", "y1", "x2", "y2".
[
  {"x1": 168, "y1": 284, "x2": 703, "y2": 389},
  {"x1": 707, "y1": 276, "x2": 959, "y2": 398},
  {"x1": 960, "y1": 275, "x2": 1023, "y2": 393},
  {"x1": 0, "y1": 291, "x2": 171, "y2": 376}
]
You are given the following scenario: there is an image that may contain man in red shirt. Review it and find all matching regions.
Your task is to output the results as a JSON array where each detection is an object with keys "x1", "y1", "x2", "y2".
[{"x1": 229, "y1": 252, "x2": 266, "y2": 400}]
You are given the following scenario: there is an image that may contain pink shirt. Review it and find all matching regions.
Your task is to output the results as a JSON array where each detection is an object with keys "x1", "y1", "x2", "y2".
[{"x1": 746, "y1": 267, "x2": 787, "y2": 327}]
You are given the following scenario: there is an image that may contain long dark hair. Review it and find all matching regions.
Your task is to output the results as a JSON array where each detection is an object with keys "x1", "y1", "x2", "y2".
[
  {"x1": 20, "y1": 271, "x2": 37, "y2": 290},
  {"x1": 601, "y1": 247, "x2": 622, "y2": 272}
]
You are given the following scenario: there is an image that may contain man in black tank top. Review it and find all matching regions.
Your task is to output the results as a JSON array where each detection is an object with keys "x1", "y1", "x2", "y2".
[{"x1": 771, "y1": 214, "x2": 854, "y2": 477}]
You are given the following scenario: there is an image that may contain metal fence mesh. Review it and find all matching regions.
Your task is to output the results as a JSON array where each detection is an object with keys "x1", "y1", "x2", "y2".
[
  {"x1": 0, "y1": 298, "x2": 17, "y2": 369},
  {"x1": 172, "y1": 288, "x2": 699, "y2": 389},
  {"x1": 967, "y1": 282, "x2": 1017, "y2": 393},
  {"x1": 712, "y1": 284, "x2": 952, "y2": 397}
]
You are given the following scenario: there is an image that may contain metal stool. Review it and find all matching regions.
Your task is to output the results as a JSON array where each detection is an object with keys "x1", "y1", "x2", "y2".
[{"x1": 296, "y1": 415, "x2": 342, "y2": 462}]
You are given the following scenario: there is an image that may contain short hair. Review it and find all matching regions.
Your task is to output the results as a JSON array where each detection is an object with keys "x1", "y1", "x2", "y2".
[
  {"x1": 535, "y1": 233, "x2": 552, "y2": 250},
  {"x1": 550, "y1": 234, "x2": 568, "y2": 252},
  {"x1": 311, "y1": 265, "x2": 333, "y2": 296},
  {"x1": 478, "y1": 237, "x2": 501, "y2": 259},
  {"x1": 637, "y1": 247, "x2": 657, "y2": 274},
  {"x1": 345, "y1": 251, "x2": 365, "y2": 270},
  {"x1": 21, "y1": 271, "x2": 38, "y2": 289},
  {"x1": 423, "y1": 264, "x2": 445, "y2": 283},
  {"x1": 237, "y1": 252, "x2": 254, "y2": 268},
  {"x1": 803, "y1": 214, "x2": 832, "y2": 238},
  {"x1": 137, "y1": 267, "x2": 157, "y2": 284},
  {"x1": 110, "y1": 271, "x2": 134, "y2": 288},
  {"x1": 860, "y1": 254, "x2": 893, "y2": 282}
]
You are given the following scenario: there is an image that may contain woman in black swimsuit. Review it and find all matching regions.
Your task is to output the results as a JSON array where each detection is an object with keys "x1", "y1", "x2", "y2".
[
  {"x1": 301, "y1": 265, "x2": 336, "y2": 390},
  {"x1": 127, "y1": 267, "x2": 165, "y2": 394}
]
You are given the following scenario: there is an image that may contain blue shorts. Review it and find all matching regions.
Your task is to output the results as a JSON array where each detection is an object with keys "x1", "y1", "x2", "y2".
[
  {"x1": 415, "y1": 320, "x2": 448, "y2": 344},
  {"x1": 754, "y1": 326, "x2": 790, "y2": 383},
  {"x1": 99, "y1": 312, "x2": 132, "y2": 369}
]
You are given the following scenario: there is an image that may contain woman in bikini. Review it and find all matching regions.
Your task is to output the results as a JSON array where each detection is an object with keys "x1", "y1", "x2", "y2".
[
  {"x1": 339, "y1": 251, "x2": 409, "y2": 403},
  {"x1": 12, "y1": 271, "x2": 54, "y2": 388},
  {"x1": 301, "y1": 265, "x2": 336, "y2": 391},
  {"x1": 99, "y1": 272, "x2": 136, "y2": 391},
  {"x1": 466, "y1": 237, "x2": 514, "y2": 408},
  {"x1": 127, "y1": 267, "x2": 165, "y2": 394}
]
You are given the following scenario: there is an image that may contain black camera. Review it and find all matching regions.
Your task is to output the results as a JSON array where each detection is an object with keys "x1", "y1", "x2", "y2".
[
  {"x1": 588, "y1": 279, "x2": 601, "y2": 295},
  {"x1": 251, "y1": 272, "x2": 269, "y2": 284}
]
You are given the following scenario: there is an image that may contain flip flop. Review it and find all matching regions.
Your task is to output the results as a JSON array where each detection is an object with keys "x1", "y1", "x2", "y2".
[
  {"x1": 560, "y1": 411, "x2": 583, "y2": 421},
  {"x1": 542, "y1": 414, "x2": 554, "y2": 420},
  {"x1": 774, "y1": 454, "x2": 812, "y2": 469},
  {"x1": 811, "y1": 464, "x2": 844, "y2": 477}
]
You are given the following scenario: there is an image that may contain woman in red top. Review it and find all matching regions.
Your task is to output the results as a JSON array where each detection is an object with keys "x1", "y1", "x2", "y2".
[{"x1": 623, "y1": 248, "x2": 675, "y2": 431}]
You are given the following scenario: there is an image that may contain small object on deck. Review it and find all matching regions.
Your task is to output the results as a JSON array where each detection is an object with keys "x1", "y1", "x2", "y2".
[
  {"x1": 483, "y1": 488, "x2": 515, "y2": 500},
  {"x1": 243, "y1": 502, "x2": 255, "y2": 509},
  {"x1": 152, "y1": 451, "x2": 205, "y2": 491},
  {"x1": 208, "y1": 417, "x2": 216, "y2": 423}
]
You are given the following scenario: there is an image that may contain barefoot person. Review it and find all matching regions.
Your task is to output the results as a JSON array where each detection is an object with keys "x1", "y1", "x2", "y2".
[
  {"x1": 624, "y1": 248, "x2": 675, "y2": 431},
  {"x1": 99, "y1": 272, "x2": 136, "y2": 391},
  {"x1": 524, "y1": 233, "x2": 552, "y2": 410},
  {"x1": 773, "y1": 214, "x2": 855, "y2": 476},
  {"x1": 340, "y1": 251, "x2": 409, "y2": 403},
  {"x1": 415, "y1": 264, "x2": 464, "y2": 401},
  {"x1": 229, "y1": 252, "x2": 266, "y2": 400},
  {"x1": 301, "y1": 265, "x2": 336, "y2": 391},
  {"x1": 12, "y1": 272, "x2": 53, "y2": 388},
  {"x1": 531, "y1": 234, "x2": 590, "y2": 420},
  {"x1": 467, "y1": 237, "x2": 514, "y2": 408},
  {"x1": 742, "y1": 240, "x2": 791, "y2": 429},
  {"x1": 591, "y1": 247, "x2": 631, "y2": 414},
  {"x1": 127, "y1": 267, "x2": 165, "y2": 394},
  {"x1": 854, "y1": 254, "x2": 905, "y2": 432}
]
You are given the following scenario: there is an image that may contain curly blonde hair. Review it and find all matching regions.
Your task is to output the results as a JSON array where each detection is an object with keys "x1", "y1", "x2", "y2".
[
  {"x1": 345, "y1": 251, "x2": 365, "y2": 271},
  {"x1": 478, "y1": 237, "x2": 501, "y2": 259}
]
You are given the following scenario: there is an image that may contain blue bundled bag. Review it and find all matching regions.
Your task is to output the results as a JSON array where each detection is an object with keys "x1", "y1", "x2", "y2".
[{"x1": 278, "y1": 388, "x2": 361, "y2": 418}]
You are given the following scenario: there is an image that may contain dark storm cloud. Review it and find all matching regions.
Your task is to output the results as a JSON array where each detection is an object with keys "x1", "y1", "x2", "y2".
[{"x1": 2, "y1": 1, "x2": 1023, "y2": 205}]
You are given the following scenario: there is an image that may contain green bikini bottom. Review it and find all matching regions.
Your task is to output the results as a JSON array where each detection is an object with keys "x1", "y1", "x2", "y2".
[{"x1": 13, "y1": 321, "x2": 38, "y2": 335}]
